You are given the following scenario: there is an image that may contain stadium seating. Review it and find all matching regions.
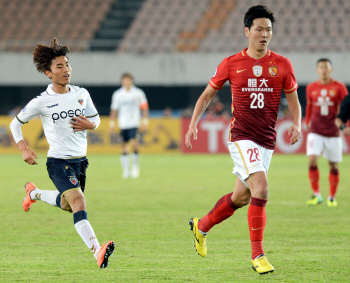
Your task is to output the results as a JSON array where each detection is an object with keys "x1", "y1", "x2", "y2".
[
  {"x1": 0, "y1": 0, "x2": 114, "y2": 52},
  {"x1": 118, "y1": 0, "x2": 350, "y2": 53},
  {"x1": 0, "y1": 0, "x2": 349, "y2": 53}
]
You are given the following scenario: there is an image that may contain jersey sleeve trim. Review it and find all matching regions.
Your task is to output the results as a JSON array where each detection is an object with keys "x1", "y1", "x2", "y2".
[
  {"x1": 16, "y1": 115, "x2": 27, "y2": 124},
  {"x1": 209, "y1": 80, "x2": 223, "y2": 90},
  {"x1": 86, "y1": 113, "x2": 99, "y2": 118},
  {"x1": 284, "y1": 83, "x2": 298, "y2": 94}
]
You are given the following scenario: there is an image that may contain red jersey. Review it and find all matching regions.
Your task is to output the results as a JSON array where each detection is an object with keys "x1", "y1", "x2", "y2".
[
  {"x1": 305, "y1": 79, "x2": 348, "y2": 137},
  {"x1": 209, "y1": 48, "x2": 298, "y2": 149}
]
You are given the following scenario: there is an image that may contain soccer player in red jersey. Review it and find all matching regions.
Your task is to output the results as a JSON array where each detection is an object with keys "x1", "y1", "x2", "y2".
[
  {"x1": 305, "y1": 59, "x2": 348, "y2": 207},
  {"x1": 185, "y1": 5, "x2": 301, "y2": 274}
]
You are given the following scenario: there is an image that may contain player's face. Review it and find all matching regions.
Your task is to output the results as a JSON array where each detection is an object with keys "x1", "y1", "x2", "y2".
[
  {"x1": 245, "y1": 18, "x2": 272, "y2": 52},
  {"x1": 45, "y1": 56, "x2": 72, "y2": 86},
  {"x1": 121, "y1": 76, "x2": 133, "y2": 90},
  {"x1": 317, "y1": 61, "x2": 333, "y2": 81}
]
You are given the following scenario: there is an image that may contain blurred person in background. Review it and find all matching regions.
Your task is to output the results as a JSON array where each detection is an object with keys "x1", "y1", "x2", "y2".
[
  {"x1": 109, "y1": 73, "x2": 149, "y2": 179},
  {"x1": 9, "y1": 38, "x2": 114, "y2": 269},
  {"x1": 305, "y1": 58, "x2": 348, "y2": 207},
  {"x1": 335, "y1": 94, "x2": 350, "y2": 135},
  {"x1": 185, "y1": 5, "x2": 301, "y2": 275}
]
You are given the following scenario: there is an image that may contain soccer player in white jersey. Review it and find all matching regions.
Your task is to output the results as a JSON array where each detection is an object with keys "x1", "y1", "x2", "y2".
[
  {"x1": 109, "y1": 73, "x2": 149, "y2": 178},
  {"x1": 9, "y1": 38, "x2": 114, "y2": 269}
]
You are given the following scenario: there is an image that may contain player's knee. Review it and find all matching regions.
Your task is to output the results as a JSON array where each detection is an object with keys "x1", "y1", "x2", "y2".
[
  {"x1": 61, "y1": 202, "x2": 72, "y2": 212},
  {"x1": 236, "y1": 195, "x2": 250, "y2": 207}
]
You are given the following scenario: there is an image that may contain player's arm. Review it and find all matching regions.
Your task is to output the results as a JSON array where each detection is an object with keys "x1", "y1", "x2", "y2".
[
  {"x1": 71, "y1": 93, "x2": 100, "y2": 132},
  {"x1": 285, "y1": 90, "x2": 302, "y2": 145},
  {"x1": 9, "y1": 117, "x2": 38, "y2": 165},
  {"x1": 185, "y1": 84, "x2": 218, "y2": 149},
  {"x1": 71, "y1": 115, "x2": 99, "y2": 132}
]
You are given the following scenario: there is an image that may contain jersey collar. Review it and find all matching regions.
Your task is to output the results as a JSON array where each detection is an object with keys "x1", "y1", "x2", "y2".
[
  {"x1": 241, "y1": 48, "x2": 271, "y2": 60},
  {"x1": 46, "y1": 84, "x2": 73, "y2": 95}
]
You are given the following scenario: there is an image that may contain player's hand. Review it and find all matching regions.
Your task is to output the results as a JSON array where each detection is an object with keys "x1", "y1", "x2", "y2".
[
  {"x1": 185, "y1": 126, "x2": 198, "y2": 150},
  {"x1": 70, "y1": 115, "x2": 94, "y2": 131},
  {"x1": 343, "y1": 127, "x2": 350, "y2": 136},
  {"x1": 288, "y1": 124, "x2": 301, "y2": 145},
  {"x1": 21, "y1": 148, "x2": 38, "y2": 165}
]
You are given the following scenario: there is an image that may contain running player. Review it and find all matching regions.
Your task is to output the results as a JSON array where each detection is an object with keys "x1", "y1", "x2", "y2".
[
  {"x1": 185, "y1": 5, "x2": 301, "y2": 275},
  {"x1": 305, "y1": 59, "x2": 348, "y2": 207},
  {"x1": 9, "y1": 38, "x2": 114, "y2": 269},
  {"x1": 109, "y1": 73, "x2": 149, "y2": 178}
]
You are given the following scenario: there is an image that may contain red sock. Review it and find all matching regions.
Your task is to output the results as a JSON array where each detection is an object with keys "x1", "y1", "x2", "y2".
[
  {"x1": 248, "y1": 197, "x2": 267, "y2": 260},
  {"x1": 329, "y1": 169, "x2": 339, "y2": 199},
  {"x1": 198, "y1": 192, "x2": 239, "y2": 233},
  {"x1": 308, "y1": 166, "x2": 320, "y2": 194}
]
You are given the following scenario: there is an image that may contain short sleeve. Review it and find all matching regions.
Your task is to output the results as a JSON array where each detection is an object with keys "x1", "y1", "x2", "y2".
[
  {"x1": 85, "y1": 91, "x2": 99, "y2": 118},
  {"x1": 110, "y1": 91, "x2": 118, "y2": 110},
  {"x1": 283, "y1": 58, "x2": 298, "y2": 94},
  {"x1": 338, "y1": 94, "x2": 350, "y2": 123},
  {"x1": 16, "y1": 97, "x2": 41, "y2": 124},
  {"x1": 209, "y1": 58, "x2": 229, "y2": 90}
]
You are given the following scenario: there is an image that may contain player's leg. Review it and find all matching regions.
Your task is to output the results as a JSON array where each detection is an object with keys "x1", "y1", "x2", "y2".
[
  {"x1": 189, "y1": 179, "x2": 250, "y2": 257},
  {"x1": 130, "y1": 128, "x2": 140, "y2": 178},
  {"x1": 22, "y1": 182, "x2": 61, "y2": 212},
  {"x1": 62, "y1": 160, "x2": 114, "y2": 268},
  {"x1": 228, "y1": 140, "x2": 274, "y2": 274},
  {"x1": 324, "y1": 136, "x2": 342, "y2": 207},
  {"x1": 327, "y1": 162, "x2": 339, "y2": 206},
  {"x1": 306, "y1": 133, "x2": 323, "y2": 205},
  {"x1": 120, "y1": 130, "x2": 130, "y2": 178}
]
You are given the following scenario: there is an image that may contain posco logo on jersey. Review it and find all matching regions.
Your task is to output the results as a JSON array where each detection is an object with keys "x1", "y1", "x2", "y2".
[{"x1": 52, "y1": 109, "x2": 85, "y2": 123}]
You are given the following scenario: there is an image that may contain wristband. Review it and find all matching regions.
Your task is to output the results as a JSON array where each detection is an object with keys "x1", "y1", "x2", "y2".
[
  {"x1": 340, "y1": 124, "x2": 346, "y2": 131},
  {"x1": 109, "y1": 120, "x2": 115, "y2": 128}
]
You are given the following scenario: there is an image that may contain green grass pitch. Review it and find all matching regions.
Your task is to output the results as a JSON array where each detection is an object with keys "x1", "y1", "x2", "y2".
[{"x1": 0, "y1": 153, "x2": 349, "y2": 282}]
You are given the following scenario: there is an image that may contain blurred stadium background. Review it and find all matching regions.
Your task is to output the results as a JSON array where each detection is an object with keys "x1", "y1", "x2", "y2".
[{"x1": 1, "y1": 0, "x2": 350, "y2": 154}]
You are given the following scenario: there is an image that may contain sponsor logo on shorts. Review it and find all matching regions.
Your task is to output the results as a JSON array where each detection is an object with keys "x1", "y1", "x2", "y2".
[{"x1": 69, "y1": 176, "x2": 78, "y2": 185}]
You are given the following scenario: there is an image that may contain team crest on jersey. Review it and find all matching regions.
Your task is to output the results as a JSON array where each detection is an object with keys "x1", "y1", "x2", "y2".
[
  {"x1": 78, "y1": 99, "x2": 84, "y2": 105},
  {"x1": 252, "y1": 63, "x2": 263, "y2": 77},
  {"x1": 330, "y1": 89, "x2": 336, "y2": 96},
  {"x1": 268, "y1": 64, "x2": 278, "y2": 77},
  {"x1": 69, "y1": 176, "x2": 78, "y2": 185}
]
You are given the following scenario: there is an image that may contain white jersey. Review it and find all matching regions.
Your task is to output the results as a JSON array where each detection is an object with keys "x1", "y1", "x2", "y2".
[
  {"x1": 110, "y1": 85, "x2": 148, "y2": 129},
  {"x1": 11, "y1": 84, "x2": 100, "y2": 159}
]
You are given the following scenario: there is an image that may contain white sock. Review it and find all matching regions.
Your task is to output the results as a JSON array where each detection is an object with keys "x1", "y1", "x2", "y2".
[
  {"x1": 74, "y1": 219, "x2": 101, "y2": 259},
  {"x1": 30, "y1": 188, "x2": 59, "y2": 207},
  {"x1": 120, "y1": 154, "x2": 129, "y2": 173},
  {"x1": 132, "y1": 152, "x2": 139, "y2": 167}
]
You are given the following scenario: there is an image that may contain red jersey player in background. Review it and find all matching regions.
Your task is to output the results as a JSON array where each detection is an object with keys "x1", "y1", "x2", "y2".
[
  {"x1": 185, "y1": 5, "x2": 301, "y2": 275},
  {"x1": 305, "y1": 59, "x2": 348, "y2": 207}
]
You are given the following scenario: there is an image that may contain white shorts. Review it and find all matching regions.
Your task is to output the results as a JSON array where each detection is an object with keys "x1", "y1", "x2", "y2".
[
  {"x1": 306, "y1": 133, "x2": 342, "y2": 162},
  {"x1": 228, "y1": 140, "x2": 274, "y2": 188}
]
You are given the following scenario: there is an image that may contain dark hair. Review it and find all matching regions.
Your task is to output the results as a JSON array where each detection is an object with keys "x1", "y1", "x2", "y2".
[
  {"x1": 317, "y1": 58, "x2": 332, "y2": 65},
  {"x1": 244, "y1": 5, "x2": 275, "y2": 30},
  {"x1": 121, "y1": 72, "x2": 134, "y2": 81},
  {"x1": 33, "y1": 38, "x2": 69, "y2": 73}
]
